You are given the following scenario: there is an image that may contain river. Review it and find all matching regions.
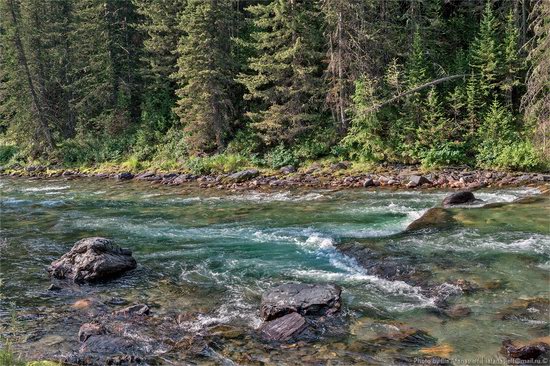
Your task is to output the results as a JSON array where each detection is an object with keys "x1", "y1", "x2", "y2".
[{"x1": 0, "y1": 177, "x2": 548, "y2": 365}]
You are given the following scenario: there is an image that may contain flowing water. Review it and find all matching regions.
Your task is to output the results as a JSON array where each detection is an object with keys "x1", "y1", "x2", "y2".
[{"x1": 0, "y1": 177, "x2": 548, "y2": 365}]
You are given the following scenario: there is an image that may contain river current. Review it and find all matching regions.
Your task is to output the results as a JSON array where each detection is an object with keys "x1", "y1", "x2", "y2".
[{"x1": 0, "y1": 177, "x2": 548, "y2": 364}]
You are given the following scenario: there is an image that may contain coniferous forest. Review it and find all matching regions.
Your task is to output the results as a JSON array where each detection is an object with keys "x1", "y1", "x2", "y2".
[{"x1": 0, "y1": 0, "x2": 549, "y2": 173}]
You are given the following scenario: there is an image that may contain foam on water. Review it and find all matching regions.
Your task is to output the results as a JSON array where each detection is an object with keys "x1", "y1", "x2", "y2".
[{"x1": 22, "y1": 185, "x2": 70, "y2": 193}]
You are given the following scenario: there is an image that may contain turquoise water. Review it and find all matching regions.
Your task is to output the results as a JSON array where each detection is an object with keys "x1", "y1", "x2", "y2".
[{"x1": 0, "y1": 177, "x2": 548, "y2": 364}]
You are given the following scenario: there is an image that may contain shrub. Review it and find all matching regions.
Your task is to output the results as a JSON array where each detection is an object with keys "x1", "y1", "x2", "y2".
[
  {"x1": 186, "y1": 154, "x2": 249, "y2": 175},
  {"x1": 0, "y1": 145, "x2": 17, "y2": 165},
  {"x1": 477, "y1": 139, "x2": 545, "y2": 171},
  {"x1": 121, "y1": 156, "x2": 142, "y2": 172},
  {"x1": 263, "y1": 144, "x2": 298, "y2": 169},
  {"x1": 421, "y1": 141, "x2": 470, "y2": 168}
]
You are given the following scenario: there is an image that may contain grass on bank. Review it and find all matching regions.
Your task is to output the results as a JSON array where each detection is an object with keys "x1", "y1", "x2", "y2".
[
  {"x1": 0, "y1": 135, "x2": 548, "y2": 176},
  {"x1": 0, "y1": 345, "x2": 59, "y2": 366}
]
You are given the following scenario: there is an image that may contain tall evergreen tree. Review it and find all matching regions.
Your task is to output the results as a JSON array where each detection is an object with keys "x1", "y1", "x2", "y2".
[
  {"x1": 173, "y1": 0, "x2": 238, "y2": 154},
  {"x1": 467, "y1": 1, "x2": 499, "y2": 122},
  {"x1": 239, "y1": 0, "x2": 326, "y2": 147},
  {"x1": 522, "y1": 0, "x2": 549, "y2": 157}
]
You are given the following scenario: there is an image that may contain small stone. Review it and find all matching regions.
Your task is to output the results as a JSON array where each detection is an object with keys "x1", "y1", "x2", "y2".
[
  {"x1": 409, "y1": 175, "x2": 430, "y2": 187},
  {"x1": 279, "y1": 165, "x2": 296, "y2": 174},
  {"x1": 114, "y1": 304, "x2": 150, "y2": 317},
  {"x1": 116, "y1": 172, "x2": 134, "y2": 180},
  {"x1": 444, "y1": 305, "x2": 471, "y2": 319},
  {"x1": 363, "y1": 178, "x2": 374, "y2": 187},
  {"x1": 47, "y1": 284, "x2": 61, "y2": 291},
  {"x1": 78, "y1": 323, "x2": 106, "y2": 342}
]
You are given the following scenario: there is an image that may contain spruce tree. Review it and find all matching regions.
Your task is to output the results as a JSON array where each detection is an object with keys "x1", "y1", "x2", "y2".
[
  {"x1": 239, "y1": 0, "x2": 326, "y2": 147},
  {"x1": 468, "y1": 2, "x2": 499, "y2": 119},
  {"x1": 173, "y1": 0, "x2": 238, "y2": 154},
  {"x1": 501, "y1": 10, "x2": 521, "y2": 108}
]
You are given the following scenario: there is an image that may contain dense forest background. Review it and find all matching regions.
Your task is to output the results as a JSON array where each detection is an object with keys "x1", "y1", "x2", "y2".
[{"x1": 0, "y1": 0, "x2": 548, "y2": 173}]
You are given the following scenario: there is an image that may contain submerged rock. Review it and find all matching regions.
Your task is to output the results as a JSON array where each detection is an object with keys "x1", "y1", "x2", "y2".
[
  {"x1": 113, "y1": 304, "x2": 150, "y2": 317},
  {"x1": 260, "y1": 312, "x2": 307, "y2": 341},
  {"x1": 48, "y1": 237, "x2": 137, "y2": 283},
  {"x1": 78, "y1": 323, "x2": 106, "y2": 342},
  {"x1": 442, "y1": 191, "x2": 480, "y2": 206},
  {"x1": 406, "y1": 208, "x2": 456, "y2": 231},
  {"x1": 260, "y1": 283, "x2": 342, "y2": 321},
  {"x1": 501, "y1": 339, "x2": 550, "y2": 361},
  {"x1": 499, "y1": 297, "x2": 550, "y2": 325}
]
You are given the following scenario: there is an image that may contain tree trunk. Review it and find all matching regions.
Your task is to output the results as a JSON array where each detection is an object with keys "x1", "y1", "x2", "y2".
[{"x1": 7, "y1": 0, "x2": 54, "y2": 150}]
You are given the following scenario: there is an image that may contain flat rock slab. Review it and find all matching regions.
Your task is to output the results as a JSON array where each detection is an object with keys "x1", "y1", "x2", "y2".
[
  {"x1": 260, "y1": 283, "x2": 341, "y2": 321},
  {"x1": 48, "y1": 237, "x2": 137, "y2": 283},
  {"x1": 227, "y1": 169, "x2": 259, "y2": 182},
  {"x1": 260, "y1": 312, "x2": 307, "y2": 341}
]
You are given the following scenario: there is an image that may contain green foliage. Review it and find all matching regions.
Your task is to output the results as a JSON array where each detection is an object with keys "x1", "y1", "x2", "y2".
[
  {"x1": 173, "y1": 0, "x2": 238, "y2": 154},
  {"x1": 263, "y1": 145, "x2": 298, "y2": 169},
  {"x1": 0, "y1": 0, "x2": 546, "y2": 172},
  {"x1": 239, "y1": 0, "x2": 327, "y2": 146},
  {"x1": 0, "y1": 346, "x2": 25, "y2": 366},
  {"x1": 186, "y1": 154, "x2": 249, "y2": 175},
  {"x1": 57, "y1": 134, "x2": 135, "y2": 166},
  {"x1": 0, "y1": 145, "x2": 17, "y2": 165},
  {"x1": 421, "y1": 141, "x2": 470, "y2": 168}
]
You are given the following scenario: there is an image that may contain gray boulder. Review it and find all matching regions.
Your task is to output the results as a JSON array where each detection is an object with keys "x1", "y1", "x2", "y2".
[
  {"x1": 442, "y1": 191, "x2": 480, "y2": 206},
  {"x1": 48, "y1": 237, "x2": 137, "y2": 283},
  {"x1": 408, "y1": 175, "x2": 431, "y2": 187},
  {"x1": 260, "y1": 312, "x2": 307, "y2": 341},
  {"x1": 227, "y1": 169, "x2": 259, "y2": 182},
  {"x1": 116, "y1": 172, "x2": 134, "y2": 180},
  {"x1": 260, "y1": 283, "x2": 341, "y2": 321},
  {"x1": 279, "y1": 165, "x2": 296, "y2": 175}
]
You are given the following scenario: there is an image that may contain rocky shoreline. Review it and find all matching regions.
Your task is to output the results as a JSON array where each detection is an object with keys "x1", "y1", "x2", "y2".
[{"x1": 2, "y1": 163, "x2": 549, "y2": 191}]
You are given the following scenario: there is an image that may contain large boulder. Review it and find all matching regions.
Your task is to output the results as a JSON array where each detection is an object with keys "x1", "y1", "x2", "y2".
[
  {"x1": 442, "y1": 191, "x2": 479, "y2": 206},
  {"x1": 48, "y1": 237, "x2": 137, "y2": 283},
  {"x1": 227, "y1": 169, "x2": 259, "y2": 183},
  {"x1": 406, "y1": 208, "x2": 456, "y2": 232},
  {"x1": 260, "y1": 283, "x2": 341, "y2": 321}
]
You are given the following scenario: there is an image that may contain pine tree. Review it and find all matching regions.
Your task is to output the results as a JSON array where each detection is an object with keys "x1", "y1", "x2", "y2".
[
  {"x1": 69, "y1": 0, "x2": 115, "y2": 133},
  {"x1": 0, "y1": 0, "x2": 56, "y2": 154},
  {"x1": 468, "y1": 2, "x2": 499, "y2": 118},
  {"x1": 239, "y1": 0, "x2": 326, "y2": 147},
  {"x1": 522, "y1": 0, "x2": 549, "y2": 157},
  {"x1": 501, "y1": 10, "x2": 521, "y2": 108},
  {"x1": 173, "y1": 0, "x2": 238, "y2": 154},
  {"x1": 400, "y1": 28, "x2": 429, "y2": 157}
]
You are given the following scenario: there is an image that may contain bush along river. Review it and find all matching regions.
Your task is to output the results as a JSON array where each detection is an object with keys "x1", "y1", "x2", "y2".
[{"x1": 0, "y1": 177, "x2": 549, "y2": 365}]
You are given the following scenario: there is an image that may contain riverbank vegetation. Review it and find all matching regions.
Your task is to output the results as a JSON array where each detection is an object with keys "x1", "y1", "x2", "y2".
[{"x1": 0, "y1": 0, "x2": 548, "y2": 173}]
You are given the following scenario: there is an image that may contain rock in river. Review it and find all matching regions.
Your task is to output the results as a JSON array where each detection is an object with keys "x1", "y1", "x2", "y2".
[
  {"x1": 406, "y1": 207, "x2": 455, "y2": 232},
  {"x1": 501, "y1": 339, "x2": 550, "y2": 361},
  {"x1": 260, "y1": 312, "x2": 307, "y2": 341},
  {"x1": 48, "y1": 237, "x2": 137, "y2": 283},
  {"x1": 442, "y1": 191, "x2": 480, "y2": 206},
  {"x1": 260, "y1": 283, "x2": 341, "y2": 321}
]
